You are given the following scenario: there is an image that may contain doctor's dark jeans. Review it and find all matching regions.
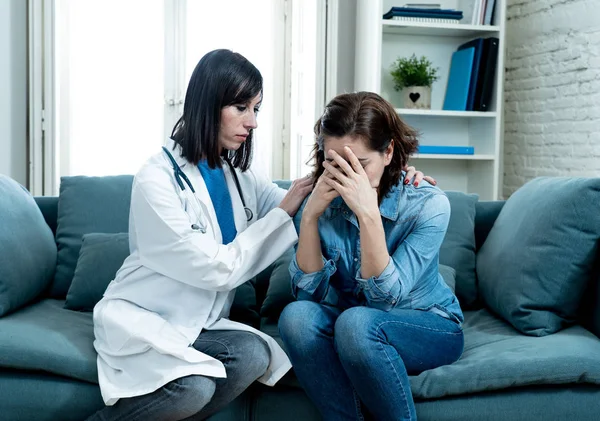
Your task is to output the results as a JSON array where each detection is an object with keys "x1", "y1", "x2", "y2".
[
  {"x1": 86, "y1": 330, "x2": 270, "y2": 421},
  {"x1": 278, "y1": 301, "x2": 464, "y2": 421}
]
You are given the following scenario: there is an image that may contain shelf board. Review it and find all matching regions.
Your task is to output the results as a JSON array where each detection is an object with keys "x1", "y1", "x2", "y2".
[
  {"x1": 411, "y1": 153, "x2": 495, "y2": 160},
  {"x1": 382, "y1": 20, "x2": 500, "y2": 37},
  {"x1": 396, "y1": 108, "x2": 497, "y2": 118}
]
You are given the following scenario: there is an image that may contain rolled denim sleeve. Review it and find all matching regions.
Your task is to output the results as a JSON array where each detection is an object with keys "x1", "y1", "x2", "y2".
[
  {"x1": 354, "y1": 258, "x2": 400, "y2": 311},
  {"x1": 355, "y1": 193, "x2": 451, "y2": 312},
  {"x1": 289, "y1": 253, "x2": 337, "y2": 302}
]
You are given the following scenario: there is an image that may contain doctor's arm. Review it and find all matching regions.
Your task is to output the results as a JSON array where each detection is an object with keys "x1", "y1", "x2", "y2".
[
  {"x1": 132, "y1": 169, "x2": 298, "y2": 292},
  {"x1": 253, "y1": 165, "x2": 313, "y2": 219}
]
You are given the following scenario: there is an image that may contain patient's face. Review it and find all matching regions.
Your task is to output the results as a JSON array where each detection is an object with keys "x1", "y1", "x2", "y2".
[{"x1": 323, "y1": 135, "x2": 392, "y2": 190}]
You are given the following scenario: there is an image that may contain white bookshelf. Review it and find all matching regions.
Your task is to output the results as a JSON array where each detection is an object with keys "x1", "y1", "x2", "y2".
[
  {"x1": 355, "y1": 0, "x2": 506, "y2": 200},
  {"x1": 382, "y1": 20, "x2": 500, "y2": 37}
]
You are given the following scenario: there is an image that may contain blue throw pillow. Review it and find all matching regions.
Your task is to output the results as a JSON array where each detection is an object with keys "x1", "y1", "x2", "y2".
[
  {"x1": 65, "y1": 233, "x2": 129, "y2": 311},
  {"x1": 51, "y1": 175, "x2": 133, "y2": 298},
  {"x1": 0, "y1": 175, "x2": 56, "y2": 316},
  {"x1": 477, "y1": 177, "x2": 600, "y2": 336}
]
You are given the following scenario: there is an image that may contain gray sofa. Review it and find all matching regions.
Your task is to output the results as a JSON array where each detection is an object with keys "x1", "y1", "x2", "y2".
[{"x1": 1, "y1": 174, "x2": 600, "y2": 421}]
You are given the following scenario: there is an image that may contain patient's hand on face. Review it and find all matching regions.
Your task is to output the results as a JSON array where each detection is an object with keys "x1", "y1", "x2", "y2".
[{"x1": 303, "y1": 171, "x2": 340, "y2": 220}]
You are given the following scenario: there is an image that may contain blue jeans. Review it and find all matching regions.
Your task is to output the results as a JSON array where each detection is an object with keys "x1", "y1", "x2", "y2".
[
  {"x1": 86, "y1": 330, "x2": 270, "y2": 421},
  {"x1": 278, "y1": 301, "x2": 464, "y2": 421}
]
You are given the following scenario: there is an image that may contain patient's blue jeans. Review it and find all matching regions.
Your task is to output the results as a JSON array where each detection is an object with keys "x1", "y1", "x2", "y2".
[
  {"x1": 278, "y1": 301, "x2": 464, "y2": 421},
  {"x1": 86, "y1": 330, "x2": 270, "y2": 421}
]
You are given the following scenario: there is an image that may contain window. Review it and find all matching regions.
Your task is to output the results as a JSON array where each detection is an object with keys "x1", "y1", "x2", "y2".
[
  {"x1": 55, "y1": 0, "x2": 165, "y2": 179},
  {"x1": 185, "y1": 0, "x2": 286, "y2": 176},
  {"x1": 30, "y1": 0, "x2": 328, "y2": 195},
  {"x1": 48, "y1": 0, "x2": 290, "y2": 193}
]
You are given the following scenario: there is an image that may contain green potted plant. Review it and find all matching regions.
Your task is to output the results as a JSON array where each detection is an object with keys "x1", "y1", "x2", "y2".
[{"x1": 390, "y1": 54, "x2": 439, "y2": 109}]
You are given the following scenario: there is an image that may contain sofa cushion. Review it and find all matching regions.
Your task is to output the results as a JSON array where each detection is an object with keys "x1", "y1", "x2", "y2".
[
  {"x1": 477, "y1": 177, "x2": 600, "y2": 336},
  {"x1": 439, "y1": 264, "x2": 456, "y2": 293},
  {"x1": 0, "y1": 176, "x2": 57, "y2": 317},
  {"x1": 51, "y1": 176, "x2": 133, "y2": 298},
  {"x1": 439, "y1": 191, "x2": 478, "y2": 309},
  {"x1": 229, "y1": 279, "x2": 261, "y2": 329},
  {"x1": 266, "y1": 309, "x2": 600, "y2": 399},
  {"x1": 473, "y1": 200, "x2": 505, "y2": 252},
  {"x1": 0, "y1": 371, "x2": 104, "y2": 421},
  {"x1": 63, "y1": 230, "x2": 259, "y2": 327},
  {"x1": 65, "y1": 233, "x2": 129, "y2": 311},
  {"x1": 410, "y1": 309, "x2": 600, "y2": 399},
  {"x1": 274, "y1": 180, "x2": 292, "y2": 190},
  {"x1": 0, "y1": 299, "x2": 98, "y2": 384}
]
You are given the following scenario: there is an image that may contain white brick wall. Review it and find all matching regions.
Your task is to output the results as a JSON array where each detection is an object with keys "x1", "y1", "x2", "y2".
[{"x1": 504, "y1": 0, "x2": 600, "y2": 197}]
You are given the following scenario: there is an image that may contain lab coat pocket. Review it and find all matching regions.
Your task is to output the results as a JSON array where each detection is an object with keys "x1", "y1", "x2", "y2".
[
  {"x1": 99, "y1": 301, "x2": 140, "y2": 352},
  {"x1": 99, "y1": 300, "x2": 157, "y2": 354}
]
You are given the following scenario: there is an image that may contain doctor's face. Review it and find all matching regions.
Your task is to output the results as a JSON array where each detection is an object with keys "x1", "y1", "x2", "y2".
[{"x1": 218, "y1": 93, "x2": 262, "y2": 153}]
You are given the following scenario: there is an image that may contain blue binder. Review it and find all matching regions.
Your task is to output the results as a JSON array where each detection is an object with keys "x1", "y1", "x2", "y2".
[
  {"x1": 443, "y1": 47, "x2": 475, "y2": 111},
  {"x1": 417, "y1": 145, "x2": 475, "y2": 155},
  {"x1": 458, "y1": 38, "x2": 484, "y2": 111}
]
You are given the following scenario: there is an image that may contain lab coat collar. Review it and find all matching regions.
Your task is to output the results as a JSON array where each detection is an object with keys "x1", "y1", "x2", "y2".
[{"x1": 167, "y1": 142, "x2": 248, "y2": 241}]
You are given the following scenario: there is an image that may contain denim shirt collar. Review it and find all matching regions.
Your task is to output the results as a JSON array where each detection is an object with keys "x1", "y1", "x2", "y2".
[{"x1": 326, "y1": 182, "x2": 402, "y2": 222}]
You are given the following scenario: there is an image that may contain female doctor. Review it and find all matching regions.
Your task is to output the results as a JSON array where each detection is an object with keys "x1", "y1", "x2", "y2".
[{"x1": 87, "y1": 49, "x2": 431, "y2": 421}]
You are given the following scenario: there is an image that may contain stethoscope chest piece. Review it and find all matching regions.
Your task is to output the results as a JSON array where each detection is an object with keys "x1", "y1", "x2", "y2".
[{"x1": 244, "y1": 207, "x2": 253, "y2": 222}]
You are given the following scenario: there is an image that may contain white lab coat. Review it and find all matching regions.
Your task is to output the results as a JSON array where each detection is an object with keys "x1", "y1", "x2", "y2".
[{"x1": 93, "y1": 146, "x2": 297, "y2": 405}]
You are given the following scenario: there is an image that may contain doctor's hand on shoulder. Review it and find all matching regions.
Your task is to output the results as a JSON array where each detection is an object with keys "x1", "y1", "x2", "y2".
[{"x1": 278, "y1": 176, "x2": 314, "y2": 217}]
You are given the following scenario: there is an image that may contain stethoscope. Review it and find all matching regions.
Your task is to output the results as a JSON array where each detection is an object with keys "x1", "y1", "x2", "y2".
[{"x1": 162, "y1": 146, "x2": 253, "y2": 233}]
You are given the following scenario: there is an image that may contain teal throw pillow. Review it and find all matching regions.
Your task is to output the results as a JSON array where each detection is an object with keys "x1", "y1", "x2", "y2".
[
  {"x1": 65, "y1": 233, "x2": 129, "y2": 311},
  {"x1": 440, "y1": 191, "x2": 478, "y2": 309},
  {"x1": 260, "y1": 247, "x2": 295, "y2": 317},
  {"x1": 230, "y1": 279, "x2": 260, "y2": 328},
  {"x1": 477, "y1": 177, "x2": 600, "y2": 336},
  {"x1": 274, "y1": 180, "x2": 292, "y2": 190},
  {"x1": 439, "y1": 264, "x2": 456, "y2": 293},
  {"x1": 0, "y1": 175, "x2": 56, "y2": 316},
  {"x1": 52, "y1": 175, "x2": 133, "y2": 298}
]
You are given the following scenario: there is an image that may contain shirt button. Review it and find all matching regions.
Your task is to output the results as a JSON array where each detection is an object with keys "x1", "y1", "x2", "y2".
[
  {"x1": 354, "y1": 258, "x2": 358, "y2": 262},
  {"x1": 392, "y1": 299, "x2": 397, "y2": 305}
]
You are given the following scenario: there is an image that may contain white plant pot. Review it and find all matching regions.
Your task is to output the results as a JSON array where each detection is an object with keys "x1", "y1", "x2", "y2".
[{"x1": 401, "y1": 86, "x2": 431, "y2": 109}]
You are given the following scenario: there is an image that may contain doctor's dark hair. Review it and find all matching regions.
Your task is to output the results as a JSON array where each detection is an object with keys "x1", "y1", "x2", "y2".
[
  {"x1": 310, "y1": 91, "x2": 419, "y2": 200},
  {"x1": 171, "y1": 49, "x2": 262, "y2": 170}
]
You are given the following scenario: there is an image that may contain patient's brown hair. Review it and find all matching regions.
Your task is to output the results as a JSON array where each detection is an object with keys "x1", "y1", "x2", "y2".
[{"x1": 309, "y1": 91, "x2": 419, "y2": 200}]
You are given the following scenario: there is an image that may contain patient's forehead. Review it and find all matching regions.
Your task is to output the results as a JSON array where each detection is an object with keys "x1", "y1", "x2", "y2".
[{"x1": 323, "y1": 135, "x2": 371, "y2": 160}]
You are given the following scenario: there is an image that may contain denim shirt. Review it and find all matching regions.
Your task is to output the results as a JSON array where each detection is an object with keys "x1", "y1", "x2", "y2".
[{"x1": 290, "y1": 179, "x2": 464, "y2": 324}]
